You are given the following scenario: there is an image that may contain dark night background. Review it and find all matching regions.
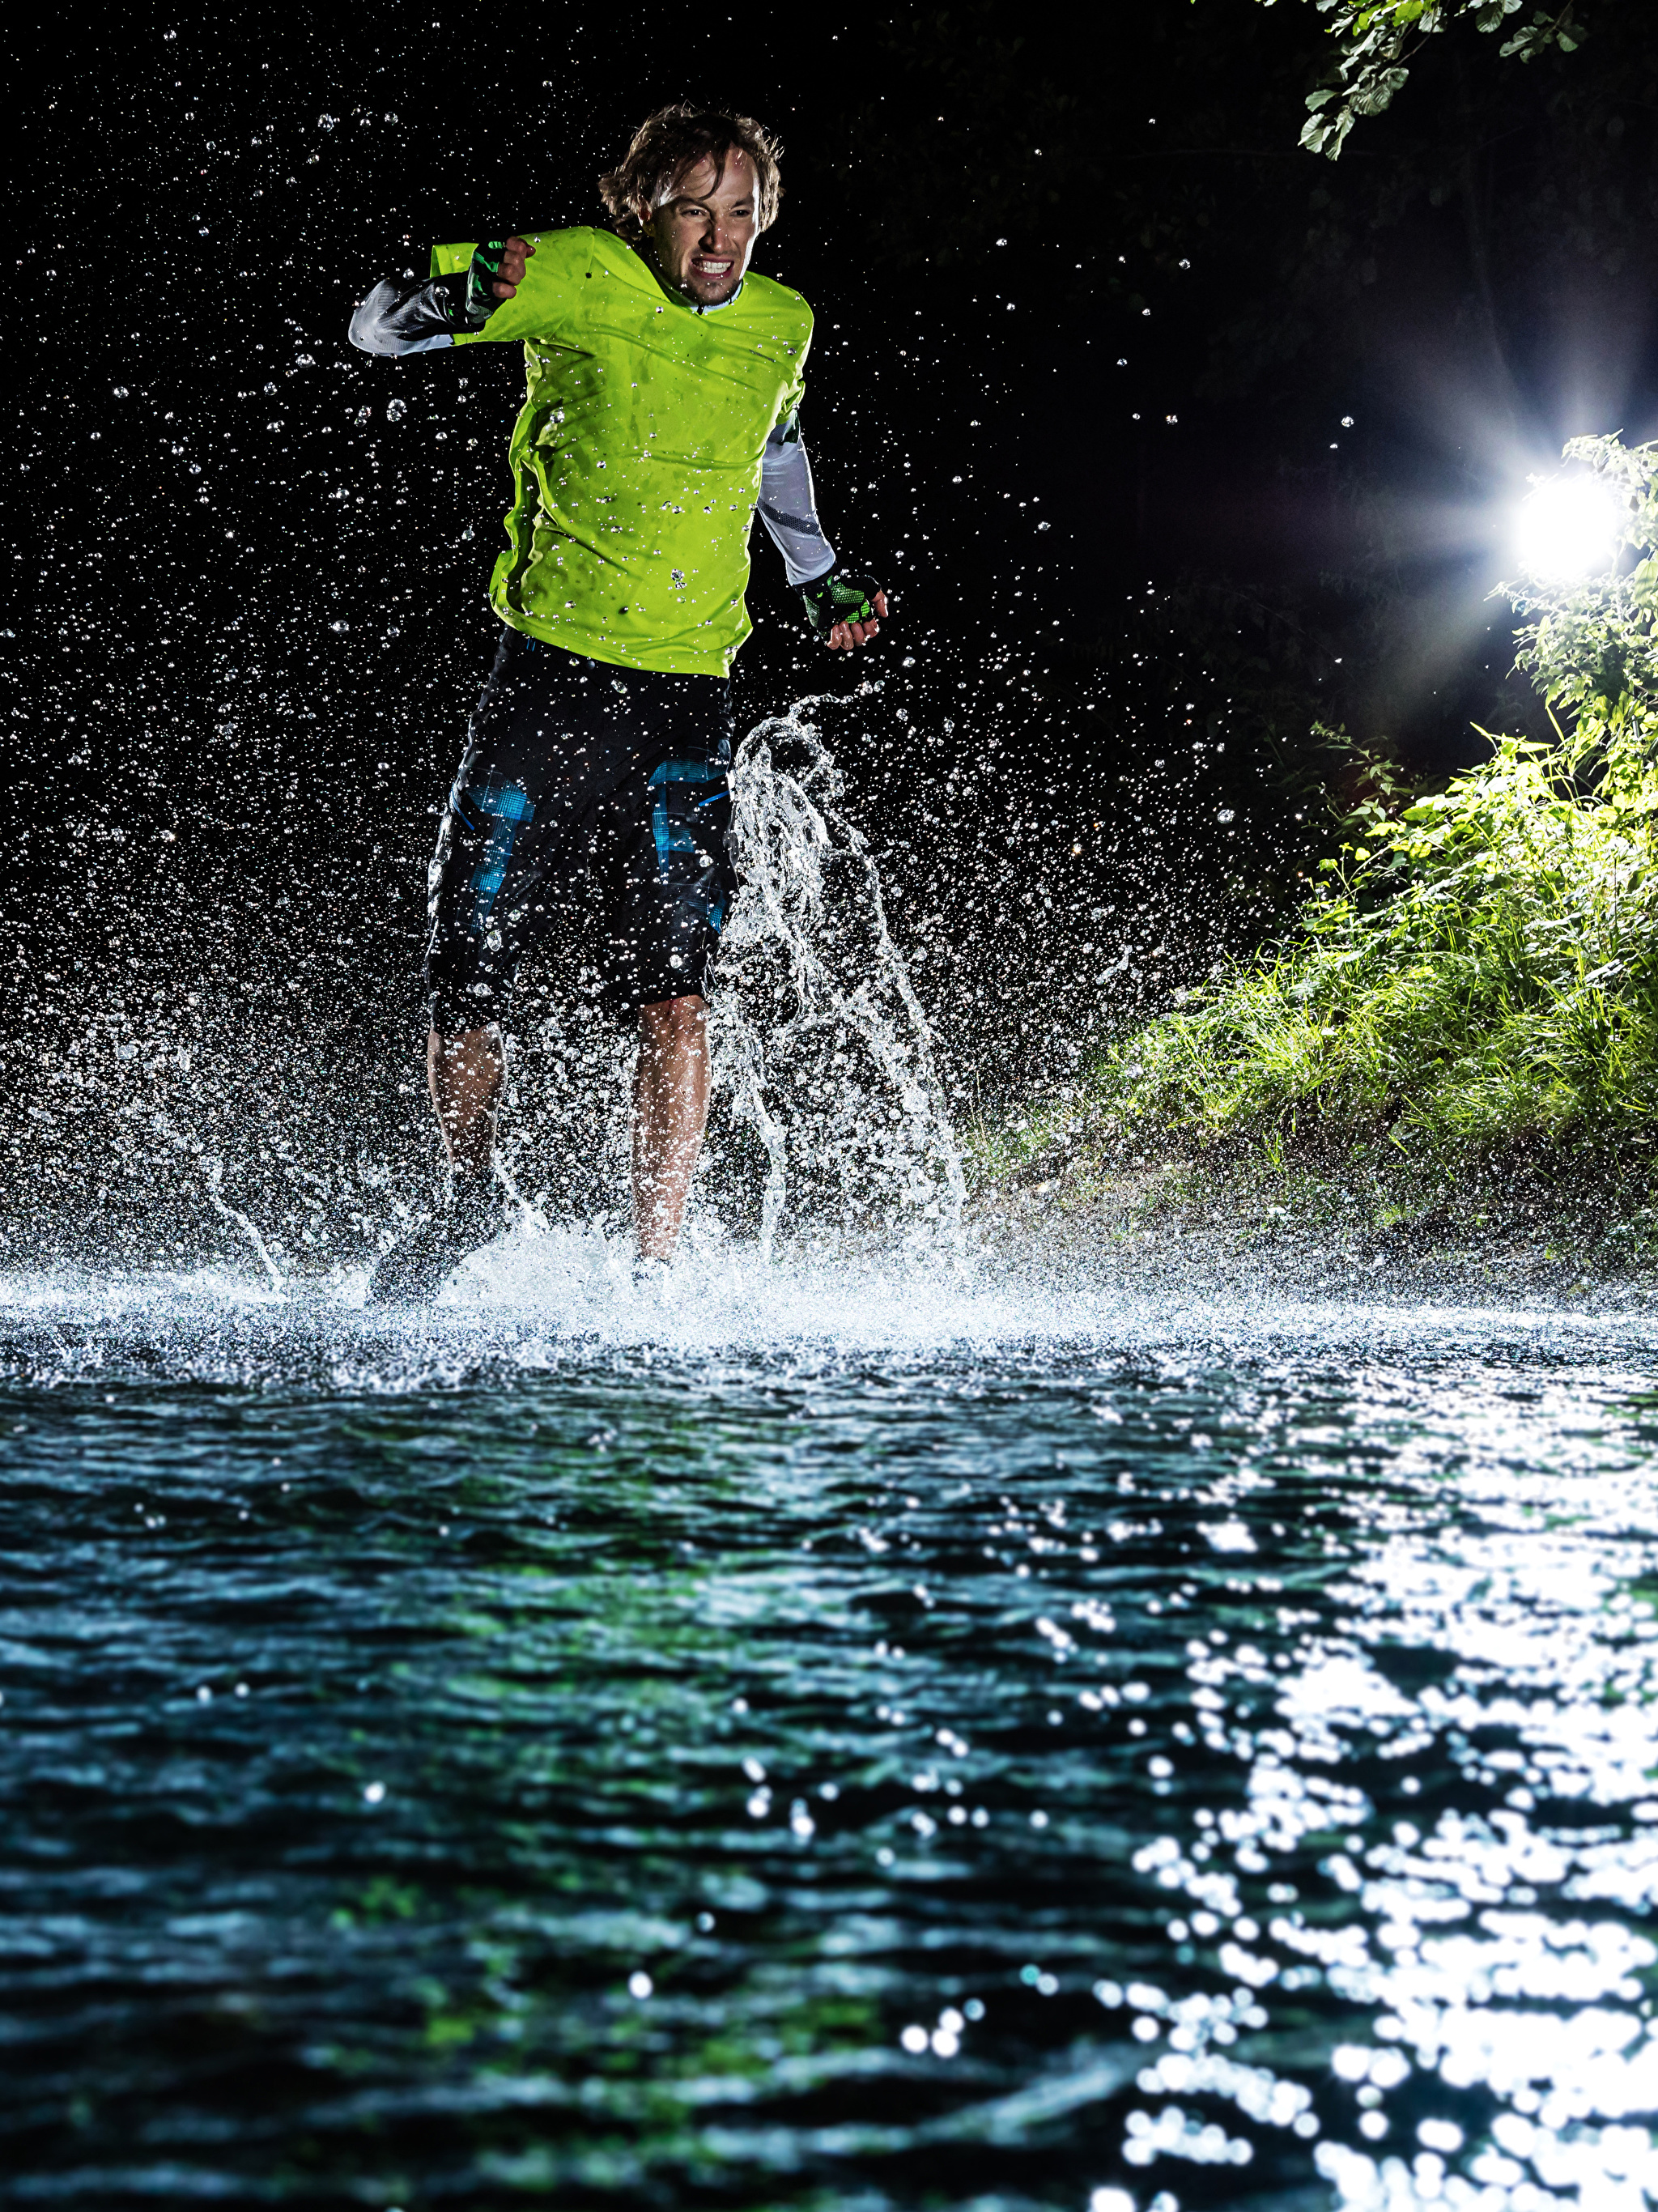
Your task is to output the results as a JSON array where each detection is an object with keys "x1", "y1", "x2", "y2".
[{"x1": 5, "y1": 0, "x2": 1656, "y2": 1262}]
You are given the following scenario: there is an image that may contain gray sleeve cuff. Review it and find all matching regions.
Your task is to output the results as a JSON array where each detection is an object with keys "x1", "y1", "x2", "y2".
[{"x1": 348, "y1": 274, "x2": 466, "y2": 356}]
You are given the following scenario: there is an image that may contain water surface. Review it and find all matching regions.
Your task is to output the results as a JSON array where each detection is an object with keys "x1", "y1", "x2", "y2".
[{"x1": 5, "y1": 1243, "x2": 1658, "y2": 2210}]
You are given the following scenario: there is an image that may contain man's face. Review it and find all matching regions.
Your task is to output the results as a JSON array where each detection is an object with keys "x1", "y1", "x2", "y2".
[{"x1": 642, "y1": 151, "x2": 760, "y2": 307}]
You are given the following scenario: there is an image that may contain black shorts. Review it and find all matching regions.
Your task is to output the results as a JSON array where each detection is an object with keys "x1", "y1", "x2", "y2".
[{"x1": 424, "y1": 630, "x2": 738, "y2": 1030}]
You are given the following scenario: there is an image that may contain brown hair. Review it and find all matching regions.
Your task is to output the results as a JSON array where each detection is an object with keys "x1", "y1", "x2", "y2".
[{"x1": 597, "y1": 104, "x2": 784, "y2": 241}]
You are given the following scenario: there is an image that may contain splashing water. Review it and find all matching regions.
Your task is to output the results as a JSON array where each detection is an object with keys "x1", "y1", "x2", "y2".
[
  {"x1": 712, "y1": 701, "x2": 967, "y2": 1261},
  {"x1": 8, "y1": 705, "x2": 965, "y2": 1279},
  {"x1": 482, "y1": 704, "x2": 968, "y2": 1273},
  {"x1": 151, "y1": 1103, "x2": 288, "y2": 1291}
]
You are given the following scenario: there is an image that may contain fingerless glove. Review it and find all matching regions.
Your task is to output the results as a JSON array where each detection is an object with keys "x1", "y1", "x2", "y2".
[
  {"x1": 801, "y1": 566, "x2": 882, "y2": 638},
  {"x1": 461, "y1": 240, "x2": 512, "y2": 328}
]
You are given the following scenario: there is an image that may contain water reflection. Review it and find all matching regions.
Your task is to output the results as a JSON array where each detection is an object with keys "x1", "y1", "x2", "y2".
[{"x1": 2, "y1": 1265, "x2": 1657, "y2": 2207}]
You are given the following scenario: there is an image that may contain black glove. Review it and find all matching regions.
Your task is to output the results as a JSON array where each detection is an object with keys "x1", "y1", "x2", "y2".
[
  {"x1": 801, "y1": 565, "x2": 883, "y2": 640},
  {"x1": 461, "y1": 239, "x2": 511, "y2": 328}
]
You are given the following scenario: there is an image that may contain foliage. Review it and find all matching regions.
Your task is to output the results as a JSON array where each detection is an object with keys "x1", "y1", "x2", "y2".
[
  {"x1": 1258, "y1": 0, "x2": 1588, "y2": 156},
  {"x1": 1511, "y1": 435, "x2": 1658, "y2": 748},
  {"x1": 1010, "y1": 436, "x2": 1658, "y2": 1206}
]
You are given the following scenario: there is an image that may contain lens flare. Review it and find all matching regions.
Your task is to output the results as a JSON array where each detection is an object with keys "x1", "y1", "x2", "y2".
[{"x1": 1514, "y1": 472, "x2": 1624, "y2": 581}]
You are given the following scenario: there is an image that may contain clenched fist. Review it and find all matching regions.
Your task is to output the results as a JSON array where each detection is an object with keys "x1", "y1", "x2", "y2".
[
  {"x1": 463, "y1": 236, "x2": 534, "y2": 325},
  {"x1": 488, "y1": 235, "x2": 534, "y2": 300}
]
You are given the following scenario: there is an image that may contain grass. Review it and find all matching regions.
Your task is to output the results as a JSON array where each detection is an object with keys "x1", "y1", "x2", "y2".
[
  {"x1": 985, "y1": 436, "x2": 1658, "y2": 1269},
  {"x1": 989, "y1": 751, "x2": 1658, "y2": 1261}
]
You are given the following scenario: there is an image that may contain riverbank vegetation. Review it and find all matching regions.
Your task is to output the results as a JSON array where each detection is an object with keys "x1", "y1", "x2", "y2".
[{"x1": 995, "y1": 435, "x2": 1658, "y2": 1264}]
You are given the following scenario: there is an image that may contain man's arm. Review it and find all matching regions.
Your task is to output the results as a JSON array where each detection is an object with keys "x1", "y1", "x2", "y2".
[
  {"x1": 348, "y1": 236, "x2": 535, "y2": 358},
  {"x1": 761, "y1": 413, "x2": 887, "y2": 652},
  {"x1": 757, "y1": 415, "x2": 835, "y2": 585}
]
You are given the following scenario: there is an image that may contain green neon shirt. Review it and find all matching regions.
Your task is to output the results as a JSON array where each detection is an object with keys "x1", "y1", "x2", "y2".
[{"x1": 431, "y1": 228, "x2": 814, "y2": 677}]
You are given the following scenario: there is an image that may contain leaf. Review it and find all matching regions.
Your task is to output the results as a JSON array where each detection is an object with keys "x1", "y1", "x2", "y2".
[
  {"x1": 1302, "y1": 107, "x2": 1356, "y2": 156},
  {"x1": 1349, "y1": 63, "x2": 1409, "y2": 113}
]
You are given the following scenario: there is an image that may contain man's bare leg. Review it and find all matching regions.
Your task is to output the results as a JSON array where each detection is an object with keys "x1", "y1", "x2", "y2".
[
  {"x1": 364, "y1": 1026, "x2": 506, "y2": 1302},
  {"x1": 428, "y1": 1025, "x2": 504, "y2": 1177},
  {"x1": 632, "y1": 995, "x2": 710, "y2": 1260}
]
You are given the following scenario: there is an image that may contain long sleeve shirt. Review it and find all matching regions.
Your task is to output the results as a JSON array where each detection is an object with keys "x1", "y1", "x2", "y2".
[{"x1": 349, "y1": 237, "x2": 836, "y2": 672}]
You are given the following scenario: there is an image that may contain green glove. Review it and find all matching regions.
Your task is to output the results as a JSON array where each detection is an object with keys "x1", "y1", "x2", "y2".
[
  {"x1": 801, "y1": 566, "x2": 882, "y2": 640},
  {"x1": 461, "y1": 240, "x2": 511, "y2": 327}
]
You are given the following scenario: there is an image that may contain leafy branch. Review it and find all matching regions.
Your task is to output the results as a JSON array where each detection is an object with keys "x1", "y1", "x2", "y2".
[{"x1": 1252, "y1": 0, "x2": 1587, "y2": 156}]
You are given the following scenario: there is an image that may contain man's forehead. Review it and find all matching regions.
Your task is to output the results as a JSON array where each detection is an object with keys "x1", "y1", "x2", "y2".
[{"x1": 655, "y1": 148, "x2": 755, "y2": 207}]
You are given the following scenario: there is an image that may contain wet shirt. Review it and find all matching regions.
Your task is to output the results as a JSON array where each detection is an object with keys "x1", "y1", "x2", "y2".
[{"x1": 424, "y1": 228, "x2": 816, "y2": 677}]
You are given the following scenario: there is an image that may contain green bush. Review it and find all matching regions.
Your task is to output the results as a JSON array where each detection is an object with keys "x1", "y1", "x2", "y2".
[{"x1": 1017, "y1": 434, "x2": 1658, "y2": 1196}]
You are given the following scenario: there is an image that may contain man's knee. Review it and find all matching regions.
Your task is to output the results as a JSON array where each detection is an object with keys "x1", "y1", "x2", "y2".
[
  {"x1": 430, "y1": 1023, "x2": 501, "y2": 1055},
  {"x1": 427, "y1": 1027, "x2": 504, "y2": 1109},
  {"x1": 638, "y1": 993, "x2": 708, "y2": 1044}
]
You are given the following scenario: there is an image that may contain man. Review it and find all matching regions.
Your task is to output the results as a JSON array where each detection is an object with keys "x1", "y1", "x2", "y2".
[{"x1": 348, "y1": 105, "x2": 886, "y2": 1301}]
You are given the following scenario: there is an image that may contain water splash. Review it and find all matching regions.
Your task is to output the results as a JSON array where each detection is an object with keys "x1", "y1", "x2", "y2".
[
  {"x1": 712, "y1": 700, "x2": 967, "y2": 1261},
  {"x1": 152, "y1": 1104, "x2": 287, "y2": 1291},
  {"x1": 201, "y1": 1153, "x2": 287, "y2": 1292},
  {"x1": 7, "y1": 706, "x2": 965, "y2": 1277}
]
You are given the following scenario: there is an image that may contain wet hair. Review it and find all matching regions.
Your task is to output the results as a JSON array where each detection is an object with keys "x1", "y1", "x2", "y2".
[{"x1": 597, "y1": 104, "x2": 784, "y2": 241}]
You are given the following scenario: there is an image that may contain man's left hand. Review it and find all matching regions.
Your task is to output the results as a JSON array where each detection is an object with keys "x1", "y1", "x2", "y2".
[
  {"x1": 801, "y1": 567, "x2": 889, "y2": 651},
  {"x1": 829, "y1": 589, "x2": 886, "y2": 650}
]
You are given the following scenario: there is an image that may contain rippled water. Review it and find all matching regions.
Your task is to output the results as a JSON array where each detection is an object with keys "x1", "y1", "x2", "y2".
[{"x1": 6, "y1": 1243, "x2": 1658, "y2": 2210}]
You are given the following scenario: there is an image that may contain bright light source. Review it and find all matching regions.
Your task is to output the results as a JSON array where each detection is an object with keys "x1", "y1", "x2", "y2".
[{"x1": 1514, "y1": 473, "x2": 1624, "y2": 581}]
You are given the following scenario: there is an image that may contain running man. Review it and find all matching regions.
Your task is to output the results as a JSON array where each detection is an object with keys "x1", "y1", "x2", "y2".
[{"x1": 348, "y1": 105, "x2": 886, "y2": 1300}]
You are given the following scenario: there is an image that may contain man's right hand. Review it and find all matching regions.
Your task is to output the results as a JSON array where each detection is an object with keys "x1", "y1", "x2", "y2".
[{"x1": 463, "y1": 236, "x2": 534, "y2": 325}]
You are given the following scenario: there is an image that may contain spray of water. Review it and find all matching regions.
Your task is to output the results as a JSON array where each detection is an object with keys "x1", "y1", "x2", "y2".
[
  {"x1": 711, "y1": 700, "x2": 967, "y2": 1262},
  {"x1": 150, "y1": 1105, "x2": 287, "y2": 1291},
  {"x1": 6, "y1": 705, "x2": 963, "y2": 1282}
]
